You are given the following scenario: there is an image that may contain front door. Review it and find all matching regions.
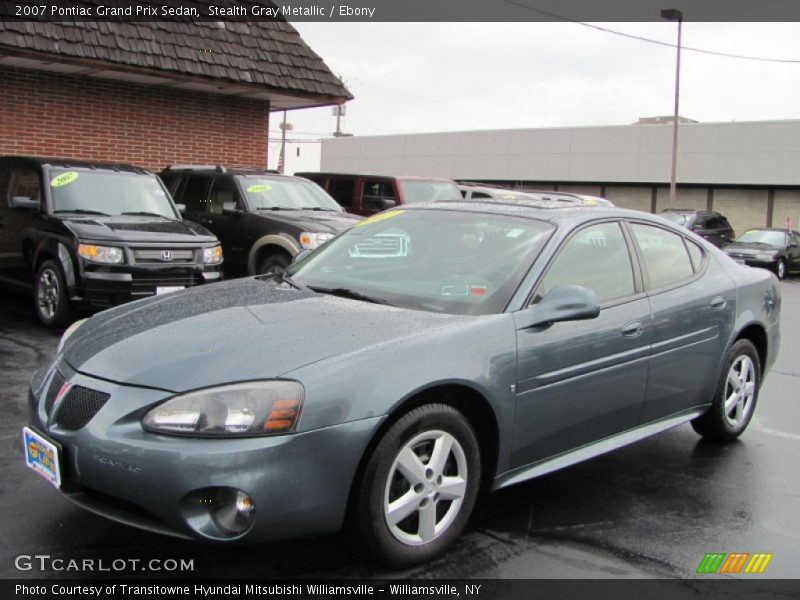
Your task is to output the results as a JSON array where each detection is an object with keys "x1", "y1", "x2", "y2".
[
  {"x1": 512, "y1": 221, "x2": 651, "y2": 467},
  {"x1": 203, "y1": 176, "x2": 250, "y2": 277}
]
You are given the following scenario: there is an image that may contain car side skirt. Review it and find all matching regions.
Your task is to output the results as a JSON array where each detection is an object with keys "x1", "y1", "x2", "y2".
[{"x1": 493, "y1": 407, "x2": 707, "y2": 490}]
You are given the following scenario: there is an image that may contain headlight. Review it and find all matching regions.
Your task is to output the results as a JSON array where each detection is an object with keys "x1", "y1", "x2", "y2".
[
  {"x1": 142, "y1": 381, "x2": 303, "y2": 437},
  {"x1": 77, "y1": 243, "x2": 124, "y2": 264},
  {"x1": 756, "y1": 252, "x2": 776, "y2": 260},
  {"x1": 203, "y1": 245, "x2": 223, "y2": 264},
  {"x1": 57, "y1": 318, "x2": 87, "y2": 354},
  {"x1": 299, "y1": 232, "x2": 334, "y2": 250}
]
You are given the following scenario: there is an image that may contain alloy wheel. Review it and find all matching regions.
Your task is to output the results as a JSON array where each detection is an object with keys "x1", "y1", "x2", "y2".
[
  {"x1": 383, "y1": 430, "x2": 468, "y2": 546},
  {"x1": 37, "y1": 268, "x2": 60, "y2": 321},
  {"x1": 723, "y1": 355, "x2": 756, "y2": 428}
]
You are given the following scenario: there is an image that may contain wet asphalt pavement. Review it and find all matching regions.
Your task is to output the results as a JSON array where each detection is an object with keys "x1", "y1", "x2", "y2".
[{"x1": 0, "y1": 280, "x2": 798, "y2": 580}]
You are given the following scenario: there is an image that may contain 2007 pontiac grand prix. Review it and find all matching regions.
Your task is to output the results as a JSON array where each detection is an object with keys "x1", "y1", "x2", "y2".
[{"x1": 23, "y1": 198, "x2": 780, "y2": 567}]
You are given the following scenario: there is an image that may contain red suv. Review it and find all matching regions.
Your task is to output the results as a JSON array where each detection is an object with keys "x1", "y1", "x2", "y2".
[{"x1": 295, "y1": 172, "x2": 462, "y2": 216}]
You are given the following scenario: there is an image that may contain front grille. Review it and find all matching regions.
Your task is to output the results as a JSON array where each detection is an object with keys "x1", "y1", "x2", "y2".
[
  {"x1": 133, "y1": 248, "x2": 196, "y2": 264},
  {"x1": 130, "y1": 273, "x2": 202, "y2": 295},
  {"x1": 43, "y1": 370, "x2": 66, "y2": 415},
  {"x1": 54, "y1": 386, "x2": 110, "y2": 430}
]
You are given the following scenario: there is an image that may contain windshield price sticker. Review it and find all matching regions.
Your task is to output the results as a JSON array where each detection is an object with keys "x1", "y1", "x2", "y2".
[
  {"x1": 50, "y1": 172, "x2": 79, "y2": 188},
  {"x1": 247, "y1": 184, "x2": 272, "y2": 193}
]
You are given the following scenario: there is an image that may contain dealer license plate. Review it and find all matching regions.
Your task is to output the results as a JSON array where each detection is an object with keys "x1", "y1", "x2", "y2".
[
  {"x1": 156, "y1": 286, "x2": 184, "y2": 295},
  {"x1": 22, "y1": 427, "x2": 61, "y2": 488}
]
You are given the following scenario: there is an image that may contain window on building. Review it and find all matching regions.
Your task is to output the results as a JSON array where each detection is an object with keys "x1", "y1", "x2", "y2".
[{"x1": 631, "y1": 223, "x2": 695, "y2": 289}]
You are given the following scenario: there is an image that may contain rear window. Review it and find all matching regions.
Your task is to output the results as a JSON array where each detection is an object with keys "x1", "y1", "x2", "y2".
[{"x1": 631, "y1": 223, "x2": 695, "y2": 289}]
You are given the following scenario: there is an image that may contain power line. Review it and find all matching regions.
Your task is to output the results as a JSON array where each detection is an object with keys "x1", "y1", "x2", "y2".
[{"x1": 498, "y1": 0, "x2": 800, "y2": 64}]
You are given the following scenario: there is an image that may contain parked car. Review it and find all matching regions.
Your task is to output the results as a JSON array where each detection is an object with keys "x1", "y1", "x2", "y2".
[
  {"x1": 659, "y1": 209, "x2": 735, "y2": 248},
  {"x1": 161, "y1": 166, "x2": 361, "y2": 277},
  {"x1": 24, "y1": 200, "x2": 779, "y2": 567},
  {"x1": 458, "y1": 182, "x2": 615, "y2": 206},
  {"x1": 0, "y1": 156, "x2": 222, "y2": 327},
  {"x1": 722, "y1": 228, "x2": 800, "y2": 280},
  {"x1": 296, "y1": 172, "x2": 462, "y2": 216}
]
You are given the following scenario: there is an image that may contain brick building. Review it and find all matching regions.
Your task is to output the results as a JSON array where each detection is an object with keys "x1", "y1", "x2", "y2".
[
  {"x1": 0, "y1": 18, "x2": 351, "y2": 171},
  {"x1": 320, "y1": 119, "x2": 800, "y2": 236}
]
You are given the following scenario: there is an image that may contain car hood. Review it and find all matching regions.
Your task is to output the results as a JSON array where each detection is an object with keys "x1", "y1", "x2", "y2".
[
  {"x1": 254, "y1": 210, "x2": 361, "y2": 234},
  {"x1": 723, "y1": 242, "x2": 779, "y2": 255},
  {"x1": 61, "y1": 216, "x2": 217, "y2": 243},
  {"x1": 61, "y1": 277, "x2": 462, "y2": 392}
]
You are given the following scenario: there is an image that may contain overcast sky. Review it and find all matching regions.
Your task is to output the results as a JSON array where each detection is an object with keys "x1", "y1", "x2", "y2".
[{"x1": 272, "y1": 22, "x2": 800, "y2": 173}]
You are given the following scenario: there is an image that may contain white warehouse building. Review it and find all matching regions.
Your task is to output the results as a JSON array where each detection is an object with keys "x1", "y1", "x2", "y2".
[{"x1": 318, "y1": 118, "x2": 800, "y2": 236}]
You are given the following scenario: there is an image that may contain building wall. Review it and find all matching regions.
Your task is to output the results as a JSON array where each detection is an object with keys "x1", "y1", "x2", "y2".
[
  {"x1": 0, "y1": 66, "x2": 270, "y2": 171},
  {"x1": 774, "y1": 190, "x2": 800, "y2": 230}
]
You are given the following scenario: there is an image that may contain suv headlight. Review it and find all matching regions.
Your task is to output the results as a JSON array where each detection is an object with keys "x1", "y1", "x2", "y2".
[
  {"x1": 203, "y1": 245, "x2": 223, "y2": 264},
  {"x1": 77, "y1": 244, "x2": 124, "y2": 264},
  {"x1": 57, "y1": 318, "x2": 87, "y2": 354},
  {"x1": 299, "y1": 232, "x2": 333, "y2": 250},
  {"x1": 142, "y1": 381, "x2": 303, "y2": 437},
  {"x1": 756, "y1": 252, "x2": 776, "y2": 260}
]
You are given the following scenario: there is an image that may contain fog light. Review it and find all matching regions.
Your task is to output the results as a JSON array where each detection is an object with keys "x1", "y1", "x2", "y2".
[
  {"x1": 211, "y1": 488, "x2": 255, "y2": 535},
  {"x1": 181, "y1": 486, "x2": 256, "y2": 539}
]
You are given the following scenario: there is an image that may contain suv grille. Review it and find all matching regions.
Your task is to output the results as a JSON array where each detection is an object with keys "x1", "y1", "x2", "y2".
[
  {"x1": 43, "y1": 370, "x2": 67, "y2": 415},
  {"x1": 133, "y1": 248, "x2": 196, "y2": 264},
  {"x1": 54, "y1": 386, "x2": 110, "y2": 430}
]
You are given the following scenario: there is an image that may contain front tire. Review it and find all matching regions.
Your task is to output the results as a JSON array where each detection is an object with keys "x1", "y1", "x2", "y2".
[
  {"x1": 256, "y1": 252, "x2": 291, "y2": 276},
  {"x1": 775, "y1": 259, "x2": 786, "y2": 280},
  {"x1": 353, "y1": 404, "x2": 481, "y2": 568},
  {"x1": 691, "y1": 339, "x2": 760, "y2": 441},
  {"x1": 34, "y1": 259, "x2": 75, "y2": 328}
]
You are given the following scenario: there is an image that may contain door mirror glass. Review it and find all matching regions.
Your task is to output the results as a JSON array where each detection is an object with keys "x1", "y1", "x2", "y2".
[
  {"x1": 519, "y1": 285, "x2": 600, "y2": 329},
  {"x1": 174, "y1": 203, "x2": 186, "y2": 213},
  {"x1": 375, "y1": 197, "x2": 398, "y2": 210}
]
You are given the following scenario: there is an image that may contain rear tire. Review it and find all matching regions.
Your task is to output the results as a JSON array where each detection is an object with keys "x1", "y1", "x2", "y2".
[
  {"x1": 352, "y1": 404, "x2": 481, "y2": 568},
  {"x1": 691, "y1": 339, "x2": 760, "y2": 441},
  {"x1": 34, "y1": 259, "x2": 75, "y2": 328},
  {"x1": 256, "y1": 252, "x2": 291, "y2": 276}
]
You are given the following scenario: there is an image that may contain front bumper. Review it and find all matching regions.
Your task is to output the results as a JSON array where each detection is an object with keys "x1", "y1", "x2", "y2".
[{"x1": 27, "y1": 362, "x2": 382, "y2": 542}]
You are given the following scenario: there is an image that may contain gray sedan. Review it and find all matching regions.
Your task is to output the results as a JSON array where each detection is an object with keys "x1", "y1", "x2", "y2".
[{"x1": 23, "y1": 199, "x2": 781, "y2": 567}]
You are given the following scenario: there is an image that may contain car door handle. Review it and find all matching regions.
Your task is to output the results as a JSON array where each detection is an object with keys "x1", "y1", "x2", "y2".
[
  {"x1": 711, "y1": 296, "x2": 727, "y2": 311},
  {"x1": 621, "y1": 321, "x2": 644, "y2": 337}
]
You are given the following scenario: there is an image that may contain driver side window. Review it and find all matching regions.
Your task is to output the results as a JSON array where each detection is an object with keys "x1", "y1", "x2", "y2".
[{"x1": 537, "y1": 222, "x2": 635, "y2": 305}]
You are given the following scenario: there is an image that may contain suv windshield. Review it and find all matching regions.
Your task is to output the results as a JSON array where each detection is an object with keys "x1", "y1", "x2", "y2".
[
  {"x1": 660, "y1": 212, "x2": 689, "y2": 226},
  {"x1": 399, "y1": 180, "x2": 462, "y2": 204},
  {"x1": 49, "y1": 170, "x2": 177, "y2": 218},
  {"x1": 241, "y1": 176, "x2": 343, "y2": 211},
  {"x1": 736, "y1": 230, "x2": 786, "y2": 247},
  {"x1": 287, "y1": 209, "x2": 554, "y2": 315}
]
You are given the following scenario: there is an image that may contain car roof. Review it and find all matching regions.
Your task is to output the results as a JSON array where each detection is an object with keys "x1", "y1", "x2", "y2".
[
  {"x1": 0, "y1": 155, "x2": 150, "y2": 175},
  {"x1": 404, "y1": 198, "x2": 656, "y2": 226},
  {"x1": 295, "y1": 172, "x2": 456, "y2": 183},
  {"x1": 661, "y1": 208, "x2": 719, "y2": 215},
  {"x1": 162, "y1": 165, "x2": 308, "y2": 180}
]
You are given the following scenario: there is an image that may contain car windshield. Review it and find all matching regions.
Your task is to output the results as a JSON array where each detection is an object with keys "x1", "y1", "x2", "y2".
[
  {"x1": 241, "y1": 176, "x2": 343, "y2": 211},
  {"x1": 736, "y1": 230, "x2": 786, "y2": 247},
  {"x1": 660, "y1": 213, "x2": 689, "y2": 226},
  {"x1": 49, "y1": 170, "x2": 177, "y2": 218},
  {"x1": 287, "y1": 209, "x2": 554, "y2": 315},
  {"x1": 399, "y1": 180, "x2": 462, "y2": 204}
]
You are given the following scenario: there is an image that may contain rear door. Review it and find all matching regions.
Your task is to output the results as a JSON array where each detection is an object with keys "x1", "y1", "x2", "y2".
[
  {"x1": 628, "y1": 222, "x2": 734, "y2": 422},
  {"x1": 512, "y1": 220, "x2": 651, "y2": 466},
  {"x1": 0, "y1": 167, "x2": 43, "y2": 285},
  {"x1": 203, "y1": 176, "x2": 250, "y2": 276},
  {"x1": 172, "y1": 174, "x2": 213, "y2": 228}
]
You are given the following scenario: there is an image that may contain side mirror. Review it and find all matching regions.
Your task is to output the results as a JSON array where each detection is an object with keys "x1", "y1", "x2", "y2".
[
  {"x1": 222, "y1": 206, "x2": 243, "y2": 217},
  {"x1": 517, "y1": 285, "x2": 600, "y2": 329},
  {"x1": 376, "y1": 198, "x2": 398, "y2": 210},
  {"x1": 10, "y1": 196, "x2": 40, "y2": 211},
  {"x1": 175, "y1": 203, "x2": 186, "y2": 213}
]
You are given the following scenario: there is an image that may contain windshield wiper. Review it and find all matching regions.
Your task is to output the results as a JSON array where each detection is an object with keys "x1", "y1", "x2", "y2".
[
  {"x1": 120, "y1": 211, "x2": 170, "y2": 218},
  {"x1": 309, "y1": 286, "x2": 390, "y2": 305},
  {"x1": 256, "y1": 271, "x2": 311, "y2": 292},
  {"x1": 53, "y1": 209, "x2": 111, "y2": 216},
  {"x1": 256, "y1": 206, "x2": 296, "y2": 211},
  {"x1": 301, "y1": 207, "x2": 337, "y2": 212}
]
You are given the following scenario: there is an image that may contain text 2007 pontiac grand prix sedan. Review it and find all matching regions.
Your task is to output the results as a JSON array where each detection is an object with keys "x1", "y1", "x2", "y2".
[{"x1": 24, "y1": 199, "x2": 780, "y2": 567}]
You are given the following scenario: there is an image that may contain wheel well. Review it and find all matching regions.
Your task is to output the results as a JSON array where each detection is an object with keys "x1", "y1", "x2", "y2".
[
  {"x1": 33, "y1": 250, "x2": 56, "y2": 272},
  {"x1": 345, "y1": 384, "x2": 500, "y2": 520},
  {"x1": 736, "y1": 324, "x2": 767, "y2": 371},
  {"x1": 256, "y1": 245, "x2": 292, "y2": 267}
]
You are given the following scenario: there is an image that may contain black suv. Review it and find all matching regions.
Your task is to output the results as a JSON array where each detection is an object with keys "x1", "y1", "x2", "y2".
[
  {"x1": 161, "y1": 166, "x2": 361, "y2": 276},
  {"x1": 0, "y1": 157, "x2": 223, "y2": 327},
  {"x1": 659, "y1": 209, "x2": 735, "y2": 248}
]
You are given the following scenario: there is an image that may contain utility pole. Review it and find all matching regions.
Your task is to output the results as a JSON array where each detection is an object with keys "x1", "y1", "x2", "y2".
[
  {"x1": 278, "y1": 111, "x2": 292, "y2": 173},
  {"x1": 661, "y1": 8, "x2": 683, "y2": 209},
  {"x1": 332, "y1": 104, "x2": 351, "y2": 137}
]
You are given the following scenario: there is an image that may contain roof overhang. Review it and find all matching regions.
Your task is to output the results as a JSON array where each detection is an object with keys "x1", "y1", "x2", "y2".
[{"x1": 0, "y1": 47, "x2": 348, "y2": 112}]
